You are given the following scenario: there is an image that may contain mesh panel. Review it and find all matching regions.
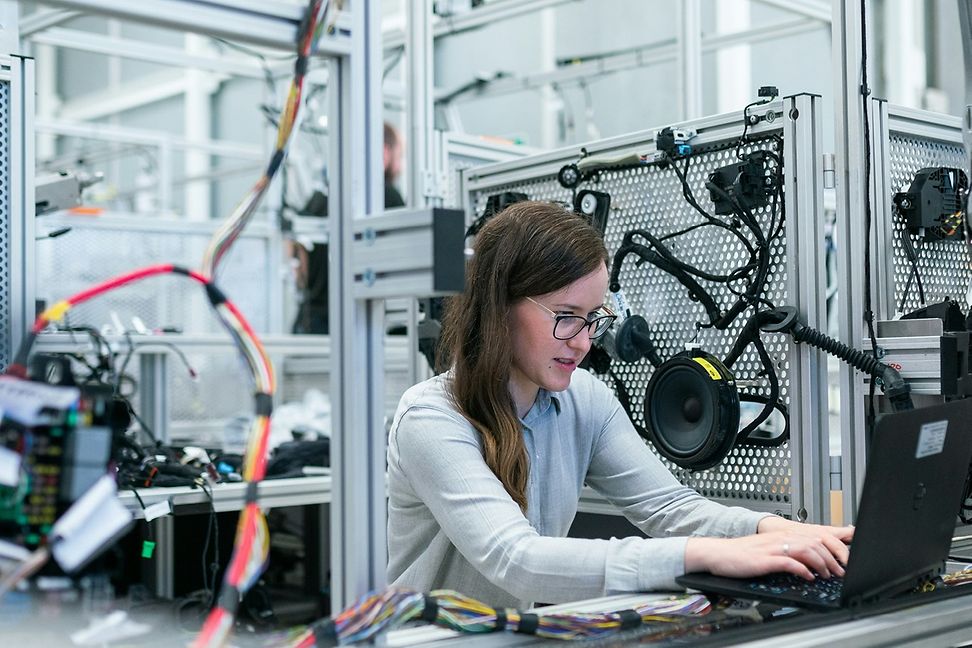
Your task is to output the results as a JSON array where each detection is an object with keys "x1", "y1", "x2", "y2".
[
  {"x1": 35, "y1": 220, "x2": 272, "y2": 442},
  {"x1": 470, "y1": 136, "x2": 793, "y2": 506},
  {"x1": 886, "y1": 135, "x2": 970, "y2": 314},
  {"x1": 36, "y1": 221, "x2": 271, "y2": 333},
  {"x1": 447, "y1": 154, "x2": 485, "y2": 207},
  {"x1": 0, "y1": 82, "x2": 9, "y2": 368}
]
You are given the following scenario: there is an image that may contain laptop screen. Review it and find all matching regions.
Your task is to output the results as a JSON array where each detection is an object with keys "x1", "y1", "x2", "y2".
[{"x1": 842, "y1": 399, "x2": 972, "y2": 604}]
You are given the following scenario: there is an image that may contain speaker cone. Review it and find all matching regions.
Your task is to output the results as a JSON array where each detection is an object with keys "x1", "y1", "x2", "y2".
[{"x1": 643, "y1": 350, "x2": 739, "y2": 471}]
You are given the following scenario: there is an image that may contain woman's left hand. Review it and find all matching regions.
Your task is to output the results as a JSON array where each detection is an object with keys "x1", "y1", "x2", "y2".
[{"x1": 757, "y1": 516, "x2": 854, "y2": 568}]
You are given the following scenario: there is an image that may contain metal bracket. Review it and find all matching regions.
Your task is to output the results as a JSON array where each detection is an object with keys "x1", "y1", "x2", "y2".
[
  {"x1": 421, "y1": 169, "x2": 449, "y2": 200},
  {"x1": 352, "y1": 207, "x2": 465, "y2": 299},
  {"x1": 865, "y1": 318, "x2": 972, "y2": 397}
]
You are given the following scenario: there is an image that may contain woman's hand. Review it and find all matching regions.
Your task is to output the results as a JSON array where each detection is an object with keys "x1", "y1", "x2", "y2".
[{"x1": 684, "y1": 519, "x2": 853, "y2": 581}]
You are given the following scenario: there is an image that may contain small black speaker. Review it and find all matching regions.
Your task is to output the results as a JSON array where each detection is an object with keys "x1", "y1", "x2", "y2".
[{"x1": 643, "y1": 350, "x2": 739, "y2": 471}]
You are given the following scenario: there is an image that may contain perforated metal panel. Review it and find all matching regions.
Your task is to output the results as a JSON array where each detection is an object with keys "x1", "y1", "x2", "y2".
[
  {"x1": 464, "y1": 96, "x2": 829, "y2": 517},
  {"x1": 875, "y1": 106, "x2": 970, "y2": 317},
  {"x1": 35, "y1": 216, "x2": 272, "y2": 333},
  {"x1": 0, "y1": 81, "x2": 10, "y2": 369},
  {"x1": 33, "y1": 216, "x2": 275, "y2": 439},
  {"x1": 444, "y1": 133, "x2": 534, "y2": 208}
]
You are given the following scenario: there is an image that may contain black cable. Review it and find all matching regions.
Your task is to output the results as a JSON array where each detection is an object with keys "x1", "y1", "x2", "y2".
[
  {"x1": 626, "y1": 228, "x2": 752, "y2": 283},
  {"x1": 116, "y1": 331, "x2": 137, "y2": 394},
  {"x1": 898, "y1": 235, "x2": 927, "y2": 312},
  {"x1": 199, "y1": 481, "x2": 220, "y2": 609},
  {"x1": 669, "y1": 155, "x2": 757, "y2": 254},
  {"x1": 129, "y1": 487, "x2": 154, "y2": 544},
  {"x1": 734, "y1": 336, "x2": 780, "y2": 443},
  {"x1": 608, "y1": 240, "x2": 723, "y2": 324},
  {"x1": 736, "y1": 100, "x2": 764, "y2": 159},
  {"x1": 738, "y1": 393, "x2": 790, "y2": 446},
  {"x1": 860, "y1": 2, "x2": 879, "y2": 435}
]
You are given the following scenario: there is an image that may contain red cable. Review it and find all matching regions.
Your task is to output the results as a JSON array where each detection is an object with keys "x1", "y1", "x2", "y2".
[{"x1": 31, "y1": 264, "x2": 208, "y2": 334}]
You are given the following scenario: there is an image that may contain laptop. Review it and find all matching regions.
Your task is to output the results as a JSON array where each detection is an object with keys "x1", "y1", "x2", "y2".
[{"x1": 677, "y1": 399, "x2": 972, "y2": 610}]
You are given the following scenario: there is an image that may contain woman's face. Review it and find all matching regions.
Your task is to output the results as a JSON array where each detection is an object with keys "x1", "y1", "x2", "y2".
[{"x1": 508, "y1": 264, "x2": 609, "y2": 415}]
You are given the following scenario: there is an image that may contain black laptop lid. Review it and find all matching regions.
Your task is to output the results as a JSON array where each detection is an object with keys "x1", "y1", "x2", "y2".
[{"x1": 843, "y1": 399, "x2": 972, "y2": 604}]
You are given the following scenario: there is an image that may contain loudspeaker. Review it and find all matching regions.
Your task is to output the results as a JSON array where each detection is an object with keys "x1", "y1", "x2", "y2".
[
  {"x1": 643, "y1": 350, "x2": 739, "y2": 471},
  {"x1": 574, "y1": 189, "x2": 610, "y2": 236}
]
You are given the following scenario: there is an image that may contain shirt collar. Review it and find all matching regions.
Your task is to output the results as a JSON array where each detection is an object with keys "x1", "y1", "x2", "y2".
[{"x1": 534, "y1": 388, "x2": 561, "y2": 416}]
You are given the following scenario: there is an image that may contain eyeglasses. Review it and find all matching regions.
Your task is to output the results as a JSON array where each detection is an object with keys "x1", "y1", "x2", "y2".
[{"x1": 524, "y1": 297, "x2": 617, "y2": 340}]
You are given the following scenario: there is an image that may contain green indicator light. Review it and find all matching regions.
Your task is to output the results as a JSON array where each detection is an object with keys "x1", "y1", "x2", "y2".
[{"x1": 141, "y1": 541, "x2": 156, "y2": 559}]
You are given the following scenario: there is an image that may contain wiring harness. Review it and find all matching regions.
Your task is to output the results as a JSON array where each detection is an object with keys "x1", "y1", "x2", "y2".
[
  {"x1": 278, "y1": 588, "x2": 711, "y2": 646},
  {"x1": 201, "y1": 0, "x2": 337, "y2": 279},
  {"x1": 602, "y1": 135, "x2": 788, "y2": 448}
]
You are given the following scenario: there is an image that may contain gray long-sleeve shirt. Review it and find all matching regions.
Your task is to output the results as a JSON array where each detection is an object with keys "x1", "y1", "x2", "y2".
[{"x1": 386, "y1": 369, "x2": 769, "y2": 608}]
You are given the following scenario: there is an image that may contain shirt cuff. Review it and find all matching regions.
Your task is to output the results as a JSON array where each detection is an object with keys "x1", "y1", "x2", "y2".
[{"x1": 604, "y1": 536, "x2": 690, "y2": 593}]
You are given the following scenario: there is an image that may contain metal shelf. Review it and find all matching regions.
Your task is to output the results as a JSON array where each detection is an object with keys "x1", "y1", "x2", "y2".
[{"x1": 118, "y1": 474, "x2": 331, "y2": 518}]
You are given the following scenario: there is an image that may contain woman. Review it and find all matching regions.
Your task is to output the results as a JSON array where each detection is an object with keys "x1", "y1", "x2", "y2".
[{"x1": 386, "y1": 201, "x2": 852, "y2": 608}]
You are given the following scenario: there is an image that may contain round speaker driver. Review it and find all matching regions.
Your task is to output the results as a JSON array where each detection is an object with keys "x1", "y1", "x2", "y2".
[{"x1": 643, "y1": 350, "x2": 739, "y2": 471}]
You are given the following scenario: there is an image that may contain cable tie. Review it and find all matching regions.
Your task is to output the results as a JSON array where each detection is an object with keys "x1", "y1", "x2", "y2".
[
  {"x1": 218, "y1": 585, "x2": 240, "y2": 614},
  {"x1": 516, "y1": 612, "x2": 539, "y2": 635},
  {"x1": 245, "y1": 481, "x2": 259, "y2": 504},
  {"x1": 617, "y1": 609, "x2": 642, "y2": 630},
  {"x1": 420, "y1": 595, "x2": 438, "y2": 623},
  {"x1": 170, "y1": 265, "x2": 191, "y2": 276},
  {"x1": 295, "y1": 55, "x2": 309, "y2": 78},
  {"x1": 311, "y1": 618, "x2": 338, "y2": 648},
  {"x1": 254, "y1": 392, "x2": 274, "y2": 417},
  {"x1": 493, "y1": 608, "x2": 507, "y2": 631},
  {"x1": 267, "y1": 149, "x2": 286, "y2": 178},
  {"x1": 205, "y1": 282, "x2": 227, "y2": 306}
]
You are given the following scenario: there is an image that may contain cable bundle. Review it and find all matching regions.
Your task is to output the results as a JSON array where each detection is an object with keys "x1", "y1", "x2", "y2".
[
  {"x1": 279, "y1": 588, "x2": 711, "y2": 646},
  {"x1": 200, "y1": 0, "x2": 336, "y2": 279},
  {"x1": 942, "y1": 566, "x2": 972, "y2": 588}
]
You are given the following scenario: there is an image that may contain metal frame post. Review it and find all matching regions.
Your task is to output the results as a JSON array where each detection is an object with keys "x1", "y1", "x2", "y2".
[
  {"x1": 138, "y1": 352, "x2": 169, "y2": 444},
  {"x1": 677, "y1": 0, "x2": 703, "y2": 120},
  {"x1": 8, "y1": 54, "x2": 34, "y2": 369},
  {"x1": 783, "y1": 93, "x2": 830, "y2": 524},
  {"x1": 832, "y1": 0, "x2": 871, "y2": 521},
  {"x1": 959, "y1": 1, "x2": 972, "y2": 179},
  {"x1": 406, "y1": 0, "x2": 438, "y2": 208},
  {"x1": 329, "y1": 0, "x2": 386, "y2": 611}
]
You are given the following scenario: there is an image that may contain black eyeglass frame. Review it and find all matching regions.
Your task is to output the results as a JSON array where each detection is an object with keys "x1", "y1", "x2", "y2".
[{"x1": 524, "y1": 296, "x2": 617, "y2": 340}]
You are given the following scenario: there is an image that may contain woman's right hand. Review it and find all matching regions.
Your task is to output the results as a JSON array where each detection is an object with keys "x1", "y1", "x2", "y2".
[{"x1": 684, "y1": 531, "x2": 848, "y2": 581}]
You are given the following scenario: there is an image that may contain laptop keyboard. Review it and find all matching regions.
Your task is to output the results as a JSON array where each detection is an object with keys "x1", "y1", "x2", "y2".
[{"x1": 745, "y1": 572, "x2": 844, "y2": 604}]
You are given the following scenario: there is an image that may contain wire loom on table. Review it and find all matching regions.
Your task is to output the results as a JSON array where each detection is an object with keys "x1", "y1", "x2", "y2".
[{"x1": 277, "y1": 588, "x2": 711, "y2": 646}]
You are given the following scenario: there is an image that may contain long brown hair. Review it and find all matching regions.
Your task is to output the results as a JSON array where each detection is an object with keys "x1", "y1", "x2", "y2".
[{"x1": 437, "y1": 201, "x2": 609, "y2": 510}]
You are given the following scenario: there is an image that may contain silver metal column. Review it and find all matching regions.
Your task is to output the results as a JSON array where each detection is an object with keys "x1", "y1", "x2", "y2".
[
  {"x1": 783, "y1": 93, "x2": 830, "y2": 524},
  {"x1": 959, "y1": 1, "x2": 972, "y2": 179},
  {"x1": 677, "y1": 0, "x2": 702, "y2": 120},
  {"x1": 138, "y1": 352, "x2": 169, "y2": 444},
  {"x1": 832, "y1": 0, "x2": 870, "y2": 521},
  {"x1": 7, "y1": 55, "x2": 35, "y2": 369},
  {"x1": 406, "y1": 0, "x2": 439, "y2": 208},
  {"x1": 329, "y1": 0, "x2": 385, "y2": 611}
]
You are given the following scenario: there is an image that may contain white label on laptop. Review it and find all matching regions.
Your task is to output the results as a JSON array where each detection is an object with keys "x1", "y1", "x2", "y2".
[{"x1": 916, "y1": 419, "x2": 948, "y2": 458}]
